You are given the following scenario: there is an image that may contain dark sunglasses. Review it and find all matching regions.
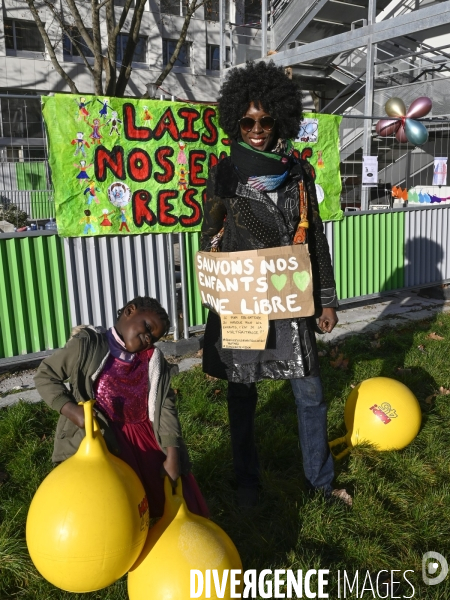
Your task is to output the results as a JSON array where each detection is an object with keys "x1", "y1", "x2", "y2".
[{"x1": 239, "y1": 116, "x2": 276, "y2": 132}]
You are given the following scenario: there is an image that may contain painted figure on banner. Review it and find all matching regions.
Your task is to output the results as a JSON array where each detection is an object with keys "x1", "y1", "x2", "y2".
[
  {"x1": 74, "y1": 97, "x2": 91, "y2": 121},
  {"x1": 71, "y1": 132, "x2": 90, "y2": 157},
  {"x1": 80, "y1": 209, "x2": 97, "y2": 234},
  {"x1": 87, "y1": 119, "x2": 106, "y2": 145},
  {"x1": 317, "y1": 150, "x2": 325, "y2": 169},
  {"x1": 177, "y1": 140, "x2": 187, "y2": 164},
  {"x1": 119, "y1": 208, "x2": 130, "y2": 232},
  {"x1": 74, "y1": 160, "x2": 93, "y2": 184},
  {"x1": 177, "y1": 166, "x2": 189, "y2": 191},
  {"x1": 100, "y1": 209, "x2": 113, "y2": 226},
  {"x1": 143, "y1": 106, "x2": 153, "y2": 122},
  {"x1": 97, "y1": 98, "x2": 110, "y2": 120},
  {"x1": 84, "y1": 180, "x2": 101, "y2": 205},
  {"x1": 107, "y1": 111, "x2": 122, "y2": 136}
]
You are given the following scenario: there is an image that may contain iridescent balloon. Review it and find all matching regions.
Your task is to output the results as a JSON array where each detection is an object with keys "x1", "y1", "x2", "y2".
[
  {"x1": 385, "y1": 97, "x2": 406, "y2": 118},
  {"x1": 406, "y1": 96, "x2": 432, "y2": 119},
  {"x1": 395, "y1": 124, "x2": 408, "y2": 143},
  {"x1": 375, "y1": 118, "x2": 399, "y2": 137},
  {"x1": 405, "y1": 119, "x2": 429, "y2": 145}
]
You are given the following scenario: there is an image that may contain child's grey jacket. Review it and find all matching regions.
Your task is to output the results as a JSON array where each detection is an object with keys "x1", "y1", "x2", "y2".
[{"x1": 34, "y1": 327, "x2": 190, "y2": 471}]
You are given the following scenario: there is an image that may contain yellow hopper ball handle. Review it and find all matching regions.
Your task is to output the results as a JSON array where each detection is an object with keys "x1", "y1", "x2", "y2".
[
  {"x1": 329, "y1": 435, "x2": 352, "y2": 460},
  {"x1": 78, "y1": 400, "x2": 96, "y2": 442},
  {"x1": 77, "y1": 400, "x2": 107, "y2": 457}
]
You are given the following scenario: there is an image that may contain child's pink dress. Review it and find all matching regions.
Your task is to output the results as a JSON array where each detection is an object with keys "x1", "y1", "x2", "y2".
[{"x1": 94, "y1": 329, "x2": 208, "y2": 518}]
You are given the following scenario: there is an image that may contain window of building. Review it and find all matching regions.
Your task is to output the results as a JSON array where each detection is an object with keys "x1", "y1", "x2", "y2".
[
  {"x1": 244, "y1": 0, "x2": 261, "y2": 24},
  {"x1": 163, "y1": 39, "x2": 190, "y2": 67},
  {"x1": 4, "y1": 19, "x2": 45, "y2": 55},
  {"x1": 206, "y1": 44, "x2": 230, "y2": 70},
  {"x1": 63, "y1": 27, "x2": 94, "y2": 60},
  {"x1": 0, "y1": 97, "x2": 43, "y2": 139},
  {"x1": 161, "y1": 0, "x2": 188, "y2": 17},
  {"x1": 116, "y1": 34, "x2": 147, "y2": 64},
  {"x1": 203, "y1": 0, "x2": 229, "y2": 22}
]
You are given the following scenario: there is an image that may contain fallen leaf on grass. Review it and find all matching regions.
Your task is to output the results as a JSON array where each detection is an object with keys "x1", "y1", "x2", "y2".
[
  {"x1": 370, "y1": 340, "x2": 381, "y2": 349},
  {"x1": 350, "y1": 383, "x2": 356, "y2": 389},
  {"x1": 397, "y1": 367, "x2": 412, "y2": 374},
  {"x1": 417, "y1": 345, "x2": 426, "y2": 352},
  {"x1": 318, "y1": 350, "x2": 327, "y2": 357},
  {"x1": 206, "y1": 374, "x2": 218, "y2": 381},
  {"x1": 425, "y1": 394, "x2": 436, "y2": 404},
  {"x1": 173, "y1": 389, "x2": 179, "y2": 395},
  {"x1": 330, "y1": 347, "x2": 339, "y2": 358},
  {"x1": 195, "y1": 349, "x2": 203, "y2": 357},
  {"x1": 330, "y1": 353, "x2": 349, "y2": 370},
  {"x1": 426, "y1": 332, "x2": 444, "y2": 341},
  {"x1": 214, "y1": 389, "x2": 221, "y2": 396},
  {"x1": 439, "y1": 386, "x2": 450, "y2": 395}
]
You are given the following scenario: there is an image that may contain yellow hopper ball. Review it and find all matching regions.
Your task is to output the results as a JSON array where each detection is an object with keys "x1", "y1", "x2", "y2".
[
  {"x1": 329, "y1": 377, "x2": 421, "y2": 459},
  {"x1": 26, "y1": 400, "x2": 149, "y2": 592},
  {"x1": 128, "y1": 477, "x2": 243, "y2": 600}
]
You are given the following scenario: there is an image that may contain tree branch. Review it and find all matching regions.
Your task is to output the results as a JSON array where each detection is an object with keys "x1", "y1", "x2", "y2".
[
  {"x1": 114, "y1": 0, "x2": 135, "y2": 38},
  {"x1": 96, "y1": 0, "x2": 112, "y2": 11},
  {"x1": 25, "y1": 0, "x2": 79, "y2": 94},
  {"x1": 154, "y1": 0, "x2": 200, "y2": 88},
  {"x1": 91, "y1": 0, "x2": 104, "y2": 94},
  {"x1": 63, "y1": 0, "x2": 95, "y2": 54},
  {"x1": 42, "y1": 0, "x2": 94, "y2": 76},
  {"x1": 115, "y1": 0, "x2": 148, "y2": 96}
]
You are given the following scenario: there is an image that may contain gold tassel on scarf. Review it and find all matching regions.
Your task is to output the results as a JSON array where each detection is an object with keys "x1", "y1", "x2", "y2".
[{"x1": 293, "y1": 180, "x2": 309, "y2": 245}]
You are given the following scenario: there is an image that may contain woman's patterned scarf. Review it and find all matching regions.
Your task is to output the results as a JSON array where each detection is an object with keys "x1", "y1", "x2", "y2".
[{"x1": 230, "y1": 138, "x2": 295, "y2": 192}]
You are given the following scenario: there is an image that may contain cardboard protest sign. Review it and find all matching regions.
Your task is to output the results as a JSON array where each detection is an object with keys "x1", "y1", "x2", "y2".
[
  {"x1": 195, "y1": 245, "x2": 315, "y2": 321},
  {"x1": 221, "y1": 314, "x2": 269, "y2": 350}
]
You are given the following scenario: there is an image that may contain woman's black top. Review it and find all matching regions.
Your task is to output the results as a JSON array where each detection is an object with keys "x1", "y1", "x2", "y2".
[{"x1": 200, "y1": 156, "x2": 338, "y2": 383}]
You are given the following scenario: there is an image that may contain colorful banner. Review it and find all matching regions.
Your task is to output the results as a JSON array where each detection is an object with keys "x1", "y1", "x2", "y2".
[
  {"x1": 42, "y1": 96, "x2": 342, "y2": 237},
  {"x1": 294, "y1": 113, "x2": 343, "y2": 222}
]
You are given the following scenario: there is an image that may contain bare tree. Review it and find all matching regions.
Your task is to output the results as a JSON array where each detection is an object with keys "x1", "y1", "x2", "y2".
[{"x1": 25, "y1": 0, "x2": 213, "y2": 97}]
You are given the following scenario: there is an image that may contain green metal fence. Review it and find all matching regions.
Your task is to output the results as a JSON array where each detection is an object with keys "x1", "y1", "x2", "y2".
[
  {"x1": 184, "y1": 232, "x2": 208, "y2": 327},
  {"x1": 0, "y1": 233, "x2": 71, "y2": 358},
  {"x1": 333, "y1": 211, "x2": 405, "y2": 300}
]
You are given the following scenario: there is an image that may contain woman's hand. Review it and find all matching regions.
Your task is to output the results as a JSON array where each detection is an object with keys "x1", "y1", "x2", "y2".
[
  {"x1": 162, "y1": 447, "x2": 180, "y2": 488},
  {"x1": 317, "y1": 307, "x2": 338, "y2": 333},
  {"x1": 60, "y1": 402, "x2": 85, "y2": 428}
]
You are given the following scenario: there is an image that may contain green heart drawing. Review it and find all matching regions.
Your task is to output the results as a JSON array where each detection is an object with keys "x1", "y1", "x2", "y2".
[
  {"x1": 293, "y1": 271, "x2": 310, "y2": 292},
  {"x1": 271, "y1": 274, "x2": 287, "y2": 291}
]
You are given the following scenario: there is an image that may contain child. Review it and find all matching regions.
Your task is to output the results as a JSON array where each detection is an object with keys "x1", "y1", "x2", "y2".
[{"x1": 34, "y1": 296, "x2": 208, "y2": 518}]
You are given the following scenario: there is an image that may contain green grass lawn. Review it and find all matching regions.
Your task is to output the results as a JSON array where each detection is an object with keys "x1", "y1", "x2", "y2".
[{"x1": 1, "y1": 315, "x2": 450, "y2": 599}]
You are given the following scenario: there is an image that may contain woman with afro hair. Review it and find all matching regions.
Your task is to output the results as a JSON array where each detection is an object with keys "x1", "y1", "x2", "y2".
[{"x1": 201, "y1": 60, "x2": 351, "y2": 509}]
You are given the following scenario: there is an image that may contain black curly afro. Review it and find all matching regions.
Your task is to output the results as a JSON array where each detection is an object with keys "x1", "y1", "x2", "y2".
[{"x1": 218, "y1": 60, "x2": 303, "y2": 140}]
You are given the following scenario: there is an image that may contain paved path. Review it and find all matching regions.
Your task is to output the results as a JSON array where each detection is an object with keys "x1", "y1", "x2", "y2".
[
  {"x1": 322, "y1": 289, "x2": 450, "y2": 343},
  {"x1": 1, "y1": 290, "x2": 448, "y2": 409}
]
